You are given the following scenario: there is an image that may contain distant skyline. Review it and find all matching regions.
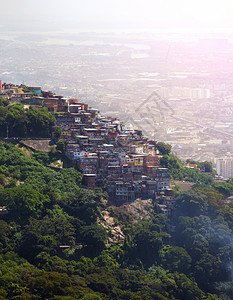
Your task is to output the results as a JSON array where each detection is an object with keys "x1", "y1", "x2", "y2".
[{"x1": 1, "y1": 0, "x2": 233, "y2": 34}]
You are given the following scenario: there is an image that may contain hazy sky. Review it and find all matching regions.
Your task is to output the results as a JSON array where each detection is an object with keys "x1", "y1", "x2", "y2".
[{"x1": 1, "y1": 0, "x2": 233, "y2": 33}]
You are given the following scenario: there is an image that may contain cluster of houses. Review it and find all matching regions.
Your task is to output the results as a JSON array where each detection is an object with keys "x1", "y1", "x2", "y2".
[
  {"x1": 57, "y1": 108, "x2": 176, "y2": 214},
  {"x1": 55, "y1": 111, "x2": 171, "y2": 193},
  {"x1": 0, "y1": 81, "x2": 72, "y2": 111},
  {"x1": 0, "y1": 81, "x2": 176, "y2": 215}
]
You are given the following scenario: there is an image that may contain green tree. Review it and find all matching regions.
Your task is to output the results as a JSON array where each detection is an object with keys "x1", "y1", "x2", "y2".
[
  {"x1": 160, "y1": 246, "x2": 192, "y2": 273},
  {"x1": 53, "y1": 126, "x2": 62, "y2": 139},
  {"x1": 200, "y1": 161, "x2": 214, "y2": 173},
  {"x1": 6, "y1": 103, "x2": 28, "y2": 137},
  {"x1": 28, "y1": 271, "x2": 71, "y2": 298},
  {"x1": 0, "y1": 96, "x2": 10, "y2": 107},
  {"x1": 19, "y1": 216, "x2": 76, "y2": 262},
  {"x1": 0, "y1": 185, "x2": 50, "y2": 223},
  {"x1": 81, "y1": 225, "x2": 107, "y2": 255},
  {"x1": 26, "y1": 107, "x2": 56, "y2": 137},
  {"x1": 157, "y1": 142, "x2": 172, "y2": 155},
  {"x1": 56, "y1": 139, "x2": 68, "y2": 153},
  {"x1": 33, "y1": 151, "x2": 50, "y2": 165},
  {"x1": 175, "y1": 191, "x2": 208, "y2": 217},
  {"x1": 0, "y1": 174, "x2": 6, "y2": 186},
  {"x1": 194, "y1": 253, "x2": 225, "y2": 290}
]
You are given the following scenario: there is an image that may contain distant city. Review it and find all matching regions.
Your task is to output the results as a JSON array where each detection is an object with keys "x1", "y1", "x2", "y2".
[{"x1": 1, "y1": 31, "x2": 233, "y2": 176}]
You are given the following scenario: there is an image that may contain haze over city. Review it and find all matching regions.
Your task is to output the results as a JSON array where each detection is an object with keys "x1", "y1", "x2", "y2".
[{"x1": 1, "y1": 0, "x2": 233, "y2": 175}]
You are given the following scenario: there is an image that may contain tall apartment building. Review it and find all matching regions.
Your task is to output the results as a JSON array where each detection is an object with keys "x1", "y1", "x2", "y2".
[{"x1": 216, "y1": 158, "x2": 233, "y2": 178}]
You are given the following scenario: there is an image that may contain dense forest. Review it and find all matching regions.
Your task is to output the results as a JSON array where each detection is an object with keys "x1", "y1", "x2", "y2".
[
  {"x1": 0, "y1": 97, "x2": 55, "y2": 138},
  {"x1": 0, "y1": 100, "x2": 233, "y2": 299}
]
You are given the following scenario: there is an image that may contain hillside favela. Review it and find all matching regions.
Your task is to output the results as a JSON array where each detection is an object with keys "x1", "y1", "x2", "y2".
[{"x1": 1, "y1": 0, "x2": 233, "y2": 299}]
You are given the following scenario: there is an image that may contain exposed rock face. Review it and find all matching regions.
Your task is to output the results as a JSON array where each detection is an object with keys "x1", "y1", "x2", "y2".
[
  {"x1": 22, "y1": 139, "x2": 52, "y2": 152},
  {"x1": 99, "y1": 198, "x2": 153, "y2": 244}
]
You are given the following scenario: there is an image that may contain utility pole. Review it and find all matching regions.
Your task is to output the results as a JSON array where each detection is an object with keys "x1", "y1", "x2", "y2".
[{"x1": 6, "y1": 125, "x2": 9, "y2": 139}]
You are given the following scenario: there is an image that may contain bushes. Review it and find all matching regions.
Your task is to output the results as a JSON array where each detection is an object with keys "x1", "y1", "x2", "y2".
[{"x1": 160, "y1": 154, "x2": 214, "y2": 184}]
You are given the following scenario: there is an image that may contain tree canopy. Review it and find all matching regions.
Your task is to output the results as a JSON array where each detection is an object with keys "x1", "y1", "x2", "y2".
[
  {"x1": 0, "y1": 101, "x2": 56, "y2": 138},
  {"x1": 156, "y1": 142, "x2": 172, "y2": 155}
]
